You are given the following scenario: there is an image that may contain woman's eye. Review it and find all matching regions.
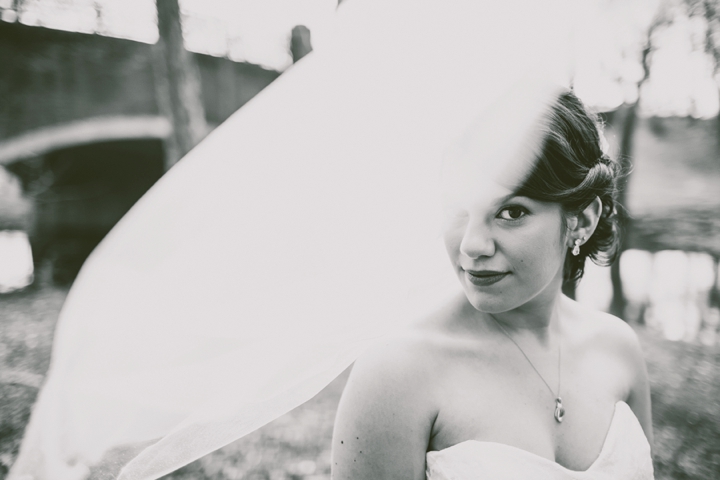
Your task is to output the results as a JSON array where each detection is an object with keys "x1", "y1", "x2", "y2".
[{"x1": 497, "y1": 206, "x2": 527, "y2": 221}]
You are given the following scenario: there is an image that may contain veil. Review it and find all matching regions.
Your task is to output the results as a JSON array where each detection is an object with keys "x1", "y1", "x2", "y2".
[{"x1": 9, "y1": 0, "x2": 585, "y2": 478}]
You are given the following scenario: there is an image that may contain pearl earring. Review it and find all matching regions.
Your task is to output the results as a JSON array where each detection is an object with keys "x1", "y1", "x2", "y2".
[{"x1": 572, "y1": 237, "x2": 585, "y2": 256}]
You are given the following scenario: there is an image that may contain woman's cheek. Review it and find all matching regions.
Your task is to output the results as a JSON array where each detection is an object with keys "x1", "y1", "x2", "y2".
[
  {"x1": 442, "y1": 215, "x2": 467, "y2": 256},
  {"x1": 510, "y1": 226, "x2": 562, "y2": 274},
  {"x1": 531, "y1": 227, "x2": 567, "y2": 276},
  {"x1": 443, "y1": 228, "x2": 462, "y2": 264}
]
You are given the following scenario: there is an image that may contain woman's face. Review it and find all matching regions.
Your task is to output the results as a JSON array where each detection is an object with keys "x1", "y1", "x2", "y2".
[{"x1": 443, "y1": 182, "x2": 568, "y2": 314}]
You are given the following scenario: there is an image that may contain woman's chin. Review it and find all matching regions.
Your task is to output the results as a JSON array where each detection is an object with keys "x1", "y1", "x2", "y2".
[{"x1": 462, "y1": 289, "x2": 525, "y2": 314}]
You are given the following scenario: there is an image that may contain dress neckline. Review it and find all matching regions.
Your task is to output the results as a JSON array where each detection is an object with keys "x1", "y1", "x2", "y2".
[{"x1": 427, "y1": 400, "x2": 629, "y2": 474}]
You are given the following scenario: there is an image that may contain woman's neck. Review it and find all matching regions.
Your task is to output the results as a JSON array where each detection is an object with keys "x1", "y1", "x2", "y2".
[
  {"x1": 488, "y1": 299, "x2": 560, "y2": 346},
  {"x1": 484, "y1": 275, "x2": 566, "y2": 346}
]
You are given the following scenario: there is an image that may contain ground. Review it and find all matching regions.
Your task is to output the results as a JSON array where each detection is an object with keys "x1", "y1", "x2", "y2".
[{"x1": 1, "y1": 287, "x2": 718, "y2": 479}]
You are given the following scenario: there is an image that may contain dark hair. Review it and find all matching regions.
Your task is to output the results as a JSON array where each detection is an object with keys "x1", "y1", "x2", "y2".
[{"x1": 514, "y1": 90, "x2": 621, "y2": 285}]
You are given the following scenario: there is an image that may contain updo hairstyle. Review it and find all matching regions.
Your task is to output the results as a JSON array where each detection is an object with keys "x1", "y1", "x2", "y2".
[{"x1": 514, "y1": 90, "x2": 622, "y2": 284}]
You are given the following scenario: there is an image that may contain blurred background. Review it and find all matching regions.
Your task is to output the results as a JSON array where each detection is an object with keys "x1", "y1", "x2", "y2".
[{"x1": 0, "y1": 0, "x2": 719, "y2": 478}]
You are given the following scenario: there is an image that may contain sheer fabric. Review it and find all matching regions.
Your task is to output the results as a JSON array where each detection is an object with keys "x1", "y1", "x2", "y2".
[{"x1": 10, "y1": 1, "x2": 583, "y2": 479}]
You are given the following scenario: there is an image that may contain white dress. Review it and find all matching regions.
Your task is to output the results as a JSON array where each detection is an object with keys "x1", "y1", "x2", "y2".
[{"x1": 426, "y1": 402, "x2": 654, "y2": 480}]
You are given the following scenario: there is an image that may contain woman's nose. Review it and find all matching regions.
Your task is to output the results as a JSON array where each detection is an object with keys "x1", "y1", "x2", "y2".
[{"x1": 459, "y1": 218, "x2": 496, "y2": 259}]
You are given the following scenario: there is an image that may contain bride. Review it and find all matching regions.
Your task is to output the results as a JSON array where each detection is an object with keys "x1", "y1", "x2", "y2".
[
  {"x1": 331, "y1": 91, "x2": 654, "y2": 479},
  {"x1": 9, "y1": 1, "x2": 654, "y2": 479}
]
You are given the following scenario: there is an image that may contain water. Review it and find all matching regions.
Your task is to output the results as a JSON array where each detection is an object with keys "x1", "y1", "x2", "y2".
[
  {"x1": 0, "y1": 230, "x2": 33, "y2": 293},
  {"x1": 578, "y1": 249, "x2": 720, "y2": 345}
]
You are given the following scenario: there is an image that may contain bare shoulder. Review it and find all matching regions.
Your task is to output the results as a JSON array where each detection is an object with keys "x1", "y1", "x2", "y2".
[
  {"x1": 563, "y1": 297, "x2": 654, "y2": 447},
  {"x1": 564, "y1": 297, "x2": 644, "y2": 366},
  {"x1": 353, "y1": 328, "x2": 443, "y2": 379},
  {"x1": 339, "y1": 331, "x2": 442, "y2": 422},
  {"x1": 340, "y1": 299, "x2": 464, "y2": 415},
  {"x1": 331, "y1": 330, "x2": 444, "y2": 480}
]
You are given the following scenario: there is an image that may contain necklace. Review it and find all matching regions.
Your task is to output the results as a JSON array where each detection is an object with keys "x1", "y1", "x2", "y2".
[{"x1": 491, "y1": 318, "x2": 565, "y2": 423}]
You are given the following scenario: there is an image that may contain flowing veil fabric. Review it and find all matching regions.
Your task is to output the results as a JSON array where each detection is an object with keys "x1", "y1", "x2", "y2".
[{"x1": 9, "y1": 1, "x2": 587, "y2": 478}]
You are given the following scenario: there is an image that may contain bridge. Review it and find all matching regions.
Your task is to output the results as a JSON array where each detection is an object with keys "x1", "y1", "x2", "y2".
[{"x1": 0, "y1": 20, "x2": 283, "y2": 283}]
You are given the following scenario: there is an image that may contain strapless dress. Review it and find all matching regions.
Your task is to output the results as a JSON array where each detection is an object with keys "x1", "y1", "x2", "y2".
[{"x1": 426, "y1": 401, "x2": 653, "y2": 479}]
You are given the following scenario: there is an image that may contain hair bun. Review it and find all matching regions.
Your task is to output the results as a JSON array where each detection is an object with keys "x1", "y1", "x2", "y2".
[{"x1": 515, "y1": 90, "x2": 621, "y2": 284}]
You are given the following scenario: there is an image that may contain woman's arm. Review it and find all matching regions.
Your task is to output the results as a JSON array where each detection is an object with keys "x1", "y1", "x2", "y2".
[
  {"x1": 625, "y1": 332, "x2": 654, "y2": 451},
  {"x1": 331, "y1": 339, "x2": 437, "y2": 480},
  {"x1": 607, "y1": 317, "x2": 653, "y2": 451}
]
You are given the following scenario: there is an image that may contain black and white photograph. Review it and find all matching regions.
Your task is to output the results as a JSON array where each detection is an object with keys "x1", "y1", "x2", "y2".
[{"x1": 1, "y1": 0, "x2": 719, "y2": 479}]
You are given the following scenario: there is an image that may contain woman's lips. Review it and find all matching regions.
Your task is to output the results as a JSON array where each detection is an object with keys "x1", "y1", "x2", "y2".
[{"x1": 464, "y1": 269, "x2": 510, "y2": 286}]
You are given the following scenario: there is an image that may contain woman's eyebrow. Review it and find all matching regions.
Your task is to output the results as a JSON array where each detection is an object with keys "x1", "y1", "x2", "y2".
[
  {"x1": 494, "y1": 194, "x2": 522, "y2": 206},
  {"x1": 500, "y1": 195, "x2": 535, "y2": 204}
]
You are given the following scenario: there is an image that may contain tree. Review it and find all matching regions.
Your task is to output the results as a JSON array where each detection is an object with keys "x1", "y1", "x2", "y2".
[
  {"x1": 682, "y1": 0, "x2": 720, "y2": 316},
  {"x1": 290, "y1": 25, "x2": 312, "y2": 63},
  {"x1": 683, "y1": 0, "x2": 720, "y2": 144},
  {"x1": 609, "y1": 6, "x2": 670, "y2": 319},
  {"x1": 153, "y1": 0, "x2": 208, "y2": 169}
]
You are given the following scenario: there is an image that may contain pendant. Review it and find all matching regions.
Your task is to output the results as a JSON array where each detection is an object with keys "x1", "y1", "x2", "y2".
[{"x1": 554, "y1": 397, "x2": 565, "y2": 423}]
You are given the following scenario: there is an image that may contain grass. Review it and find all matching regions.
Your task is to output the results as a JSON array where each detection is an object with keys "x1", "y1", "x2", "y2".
[
  {"x1": 1, "y1": 287, "x2": 719, "y2": 479},
  {"x1": 638, "y1": 327, "x2": 720, "y2": 479},
  {"x1": 0, "y1": 286, "x2": 66, "y2": 476}
]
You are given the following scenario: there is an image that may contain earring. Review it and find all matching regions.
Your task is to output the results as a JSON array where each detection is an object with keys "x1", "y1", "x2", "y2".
[{"x1": 572, "y1": 237, "x2": 584, "y2": 256}]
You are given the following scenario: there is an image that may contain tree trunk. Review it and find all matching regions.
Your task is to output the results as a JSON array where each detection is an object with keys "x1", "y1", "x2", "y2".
[
  {"x1": 154, "y1": 0, "x2": 208, "y2": 170},
  {"x1": 716, "y1": 84, "x2": 720, "y2": 155},
  {"x1": 608, "y1": 22, "x2": 655, "y2": 320},
  {"x1": 609, "y1": 102, "x2": 639, "y2": 320},
  {"x1": 290, "y1": 25, "x2": 313, "y2": 63},
  {"x1": 711, "y1": 256, "x2": 720, "y2": 309}
]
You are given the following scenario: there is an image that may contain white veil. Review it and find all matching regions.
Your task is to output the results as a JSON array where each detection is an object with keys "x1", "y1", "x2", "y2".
[{"x1": 9, "y1": 0, "x2": 584, "y2": 478}]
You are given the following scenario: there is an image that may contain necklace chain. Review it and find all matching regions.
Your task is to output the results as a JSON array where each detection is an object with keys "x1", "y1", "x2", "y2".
[{"x1": 490, "y1": 317, "x2": 564, "y2": 422}]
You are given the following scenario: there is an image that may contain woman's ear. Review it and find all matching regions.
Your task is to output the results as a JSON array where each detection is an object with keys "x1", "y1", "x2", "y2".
[{"x1": 568, "y1": 196, "x2": 602, "y2": 247}]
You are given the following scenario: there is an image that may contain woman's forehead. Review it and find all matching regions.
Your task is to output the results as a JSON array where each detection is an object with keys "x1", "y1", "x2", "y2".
[
  {"x1": 441, "y1": 177, "x2": 515, "y2": 212},
  {"x1": 439, "y1": 81, "x2": 560, "y2": 212},
  {"x1": 441, "y1": 175, "x2": 561, "y2": 217}
]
